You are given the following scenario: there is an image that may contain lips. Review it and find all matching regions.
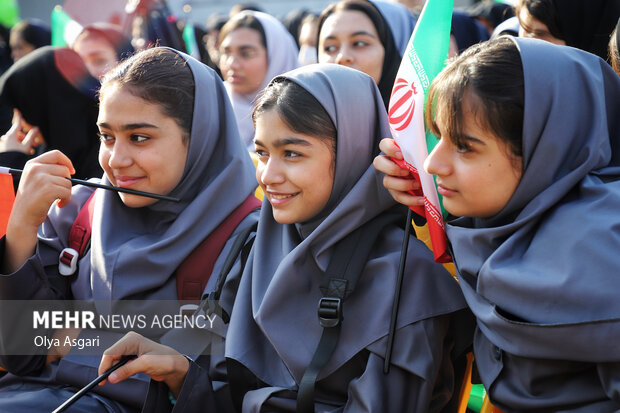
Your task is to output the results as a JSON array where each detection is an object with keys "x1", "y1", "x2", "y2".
[
  {"x1": 436, "y1": 183, "x2": 457, "y2": 196},
  {"x1": 114, "y1": 175, "x2": 144, "y2": 188},
  {"x1": 267, "y1": 191, "x2": 299, "y2": 206}
]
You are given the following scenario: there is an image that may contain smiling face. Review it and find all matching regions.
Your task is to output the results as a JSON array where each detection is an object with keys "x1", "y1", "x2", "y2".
[
  {"x1": 219, "y1": 27, "x2": 268, "y2": 95},
  {"x1": 97, "y1": 84, "x2": 189, "y2": 208},
  {"x1": 318, "y1": 9, "x2": 385, "y2": 84},
  {"x1": 254, "y1": 109, "x2": 335, "y2": 224},
  {"x1": 424, "y1": 93, "x2": 523, "y2": 218}
]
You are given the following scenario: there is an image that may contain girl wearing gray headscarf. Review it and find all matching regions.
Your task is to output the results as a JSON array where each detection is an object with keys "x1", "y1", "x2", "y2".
[
  {"x1": 99, "y1": 64, "x2": 471, "y2": 412},
  {"x1": 375, "y1": 36, "x2": 620, "y2": 410},
  {"x1": 0, "y1": 47, "x2": 259, "y2": 412}
]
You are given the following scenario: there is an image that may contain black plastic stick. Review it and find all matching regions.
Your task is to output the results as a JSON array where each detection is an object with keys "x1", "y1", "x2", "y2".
[
  {"x1": 1, "y1": 167, "x2": 180, "y2": 202},
  {"x1": 384, "y1": 208, "x2": 413, "y2": 374},
  {"x1": 52, "y1": 355, "x2": 136, "y2": 413}
]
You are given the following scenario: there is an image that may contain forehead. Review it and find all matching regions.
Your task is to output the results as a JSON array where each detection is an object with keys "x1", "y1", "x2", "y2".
[
  {"x1": 75, "y1": 35, "x2": 117, "y2": 55},
  {"x1": 221, "y1": 27, "x2": 264, "y2": 48},
  {"x1": 98, "y1": 85, "x2": 162, "y2": 122},
  {"x1": 320, "y1": 10, "x2": 378, "y2": 39}
]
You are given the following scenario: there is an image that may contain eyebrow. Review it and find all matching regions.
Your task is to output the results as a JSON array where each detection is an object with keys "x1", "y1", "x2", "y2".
[
  {"x1": 254, "y1": 137, "x2": 313, "y2": 148},
  {"x1": 462, "y1": 135, "x2": 486, "y2": 145},
  {"x1": 325, "y1": 30, "x2": 377, "y2": 40},
  {"x1": 97, "y1": 122, "x2": 159, "y2": 131}
]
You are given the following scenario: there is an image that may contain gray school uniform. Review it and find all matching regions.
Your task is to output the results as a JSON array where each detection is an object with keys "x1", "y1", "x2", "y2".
[
  {"x1": 446, "y1": 38, "x2": 620, "y2": 411},
  {"x1": 144, "y1": 64, "x2": 472, "y2": 412},
  {"x1": 0, "y1": 48, "x2": 259, "y2": 412}
]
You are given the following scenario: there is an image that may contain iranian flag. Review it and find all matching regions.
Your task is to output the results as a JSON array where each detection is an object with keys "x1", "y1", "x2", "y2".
[{"x1": 388, "y1": 0, "x2": 453, "y2": 263}]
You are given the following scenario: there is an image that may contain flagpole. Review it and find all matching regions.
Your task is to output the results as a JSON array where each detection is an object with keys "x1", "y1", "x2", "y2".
[{"x1": 384, "y1": 208, "x2": 413, "y2": 374}]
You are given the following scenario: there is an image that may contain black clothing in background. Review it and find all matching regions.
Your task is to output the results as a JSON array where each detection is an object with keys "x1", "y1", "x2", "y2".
[{"x1": 0, "y1": 46, "x2": 102, "y2": 180}]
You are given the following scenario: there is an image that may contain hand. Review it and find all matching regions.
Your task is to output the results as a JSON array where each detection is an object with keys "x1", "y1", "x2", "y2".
[
  {"x1": 2, "y1": 150, "x2": 75, "y2": 274},
  {"x1": 99, "y1": 331, "x2": 190, "y2": 398},
  {"x1": 373, "y1": 138, "x2": 425, "y2": 207},
  {"x1": 0, "y1": 111, "x2": 39, "y2": 155}
]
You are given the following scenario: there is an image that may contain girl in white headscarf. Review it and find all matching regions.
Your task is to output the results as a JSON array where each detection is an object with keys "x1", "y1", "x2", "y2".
[{"x1": 219, "y1": 11, "x2": 299, "y2": 149}]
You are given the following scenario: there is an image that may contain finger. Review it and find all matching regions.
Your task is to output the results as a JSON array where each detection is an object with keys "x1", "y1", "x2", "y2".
[
  {"x1": 21, "y1": 127, "x2": 38, "y2": 148},
  {"x1": 99, "y1": 333, "x2": 142, "y2": 377},
  {"x1": 383, "y1": 174, "x2": 420, "y2": 192},
  {"x1": 379, "y1": 138, "x2": 402, "y2": 159},
  {"x1": 36, "y1": 150, "x2": 76, "y2": 175},
  {"x1": 106, "y1": 357, "x2": 143, "y2": 384},
  {"x1": 373, "y1": 155, "x2": 410, "y2": 177},
  {"x1": 388, "y1": 189, "x2": 425, "y2": 207}
]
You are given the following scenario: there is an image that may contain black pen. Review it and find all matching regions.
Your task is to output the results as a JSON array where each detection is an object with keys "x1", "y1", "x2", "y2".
[
  {"x1": 0, "y1": 167, "x2": 180, "y2": 202},
  {"x1": 52, "y1": 355, "x2": 137, "y2": 413}
]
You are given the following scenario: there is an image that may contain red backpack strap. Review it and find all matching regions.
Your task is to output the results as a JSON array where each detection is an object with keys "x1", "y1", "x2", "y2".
[
  {"x1": 176, "y1": 194, "x2": 261, "y2": 301},
  {"x1": 59, "y1": 190, "x2": 97, "y2": 276}
]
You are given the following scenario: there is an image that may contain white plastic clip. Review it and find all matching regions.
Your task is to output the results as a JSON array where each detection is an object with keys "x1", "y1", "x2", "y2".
[{"x1": 58, "y1": 247, "x2": 79, "y2": 276}]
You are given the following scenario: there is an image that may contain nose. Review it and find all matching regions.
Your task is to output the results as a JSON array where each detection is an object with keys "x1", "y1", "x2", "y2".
[
  {"x1": 424, "y1": 138, "x2": 452, "y2": 177},
  {"x1": 106, "y1": 140, "x2": 133, "y2": 170},
  {"x1": 258, "y1": 157, "x2": 285, "y2": 187},
  {"x1": 335, "y1": 47, "x2": 353, "y2": 66}
]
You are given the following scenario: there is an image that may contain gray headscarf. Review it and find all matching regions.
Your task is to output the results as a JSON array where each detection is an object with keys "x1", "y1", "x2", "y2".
[
  {"x1": 447, "y1": 38, "x2": 620, "y2": 361},
  {"x1": 226, "y1": 63, "x2": 465, "y2": 386},
  {"x1": 85, "y1": 48, "x2": 257, "y2": 304},
  {"x1": 370, "y1": 0, "x2": 417, "y2": 56}
]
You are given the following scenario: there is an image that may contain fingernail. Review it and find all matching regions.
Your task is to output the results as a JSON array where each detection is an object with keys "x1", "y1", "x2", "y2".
[{"x1": 109, "y1": 373, "x2": 117, "y2": 382}]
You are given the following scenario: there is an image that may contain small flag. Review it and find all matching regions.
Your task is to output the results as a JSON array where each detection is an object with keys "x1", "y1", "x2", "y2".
[
  {"x1": 0, "y1": 173, "x2": 15, "y2": 237},
  {"x1": 387, "y1": 0, "x2": 453, "y2": 263},
  {"x1": 51, "y1": 5, "x2": 83, "y2": 47}
]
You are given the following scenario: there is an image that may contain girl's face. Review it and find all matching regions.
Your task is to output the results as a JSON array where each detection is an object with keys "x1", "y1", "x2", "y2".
[
  {"x1": 424, "y1": 96, "x2": 523, "y2": 218},
  {"x1": 318, "y1": 10, "x2": 385, "y2": 84},
  {"x1": 10, "y1": 34, "x2": 35, "y2": 62},
  {"x1": 254, "y1": 109, "x2": 334, "y2": 224},
  {"x1": 97, "y1": 84, "x2": 189, "y2": 208},
  {"x1": 219, "y1": 27, "x2": 268, "y2": 95},
  {"x1": 517, "y1": 7, "x2": 566, "y2": 45},
  {"x1": 74, "y1": 34, "x2": 119, "y2": 79}
]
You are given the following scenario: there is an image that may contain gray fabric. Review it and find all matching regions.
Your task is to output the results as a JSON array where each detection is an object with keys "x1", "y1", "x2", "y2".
[
  {"x1": 89, "y1": 48, "x2": 258, "y2": 309},
  {"x1": 224, "y1": 11, "x2": 299, "y2": 148},
  {"x1": 445, "y1": 38, "x2": 620, "y2": 409},
  {"x1": 226, "y1": 63, "x2": 466, "y2": 407},
  {"x1": 370, "y1": 0, "x2": 417, "y2": 56}
]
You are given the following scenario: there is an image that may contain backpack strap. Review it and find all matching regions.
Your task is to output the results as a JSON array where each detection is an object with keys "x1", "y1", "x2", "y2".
[
  {"x1": 296, "y1": 212, "x2": 401, "y2": 413},
  {"x1": 59, "y1": 190, "x2": 97, "y2": 276},
  {"x1": 176, "y1": 194, "x2": 261, "y2": 301}
]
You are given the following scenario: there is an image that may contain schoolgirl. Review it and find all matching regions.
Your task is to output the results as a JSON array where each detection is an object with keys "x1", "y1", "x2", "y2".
[
  {"x1": 218, "y1": 11, "x2": 299, "y2": 149},
  {"x1": 0, "y1": 47, "x2": 259, "y2": 412},
  {"x1": 375, "y1": 36, "x2": 620, "y2": 410},
  {"x1": 316, "y1": 0, "x2": 416, "y2": 109}
]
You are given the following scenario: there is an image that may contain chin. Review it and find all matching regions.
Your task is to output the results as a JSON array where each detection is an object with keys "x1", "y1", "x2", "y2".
[{"x1": 119, "y1": 193, "x2": 156, "y2": 208}]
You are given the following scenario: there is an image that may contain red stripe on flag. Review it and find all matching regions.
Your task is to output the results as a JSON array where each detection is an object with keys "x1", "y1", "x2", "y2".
[{"x1": 0, "y1": 173, "x2": 15, "y2": 237}]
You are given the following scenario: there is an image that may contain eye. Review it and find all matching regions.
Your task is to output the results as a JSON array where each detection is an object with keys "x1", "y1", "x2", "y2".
[
  {"x1": 97, "y1": 132, "x2": 114, "y2": 143},
  {"x1": 322, "y1": 44, "x2": 337, "y2": 54},
  {"x1": 284, "y1": 150, "x2": 302, "y2": 159},
  {"x1": 254, "y1": 148, "x2": 268, "y2": 159},
  {"x1": 353, "y1": 40, "x2": 369, "y2": 47},
  {"x1": 130, "y1": 134, "x2": 149, "y2": 143}
]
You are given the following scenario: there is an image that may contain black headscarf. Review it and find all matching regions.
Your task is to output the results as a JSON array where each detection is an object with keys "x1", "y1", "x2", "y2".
[
  {"x1": 0, "y1": 46, "x2": 102, "y2": 179},
  {"x1": 552, "y1": 0, "x2": 620, "y2": 60}
]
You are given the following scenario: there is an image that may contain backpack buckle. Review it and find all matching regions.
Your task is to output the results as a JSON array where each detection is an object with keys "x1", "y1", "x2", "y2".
[
  {"x1": 58, "y1": 248, "x2": 79, "y2": 276},
  {"x1": 317, "y1": 297, "x2": 342, "y2": 328}
]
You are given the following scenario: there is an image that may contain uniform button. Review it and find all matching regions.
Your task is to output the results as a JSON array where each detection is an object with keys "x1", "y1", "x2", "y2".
[{"x1": 493, "y1": 346, "x2": 502, "y2": 360}]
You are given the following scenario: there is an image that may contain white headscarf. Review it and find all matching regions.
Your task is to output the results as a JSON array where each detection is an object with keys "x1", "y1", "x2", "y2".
[{"x1": 223, "y1": 11, "x2": 299, "y2": 149}]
